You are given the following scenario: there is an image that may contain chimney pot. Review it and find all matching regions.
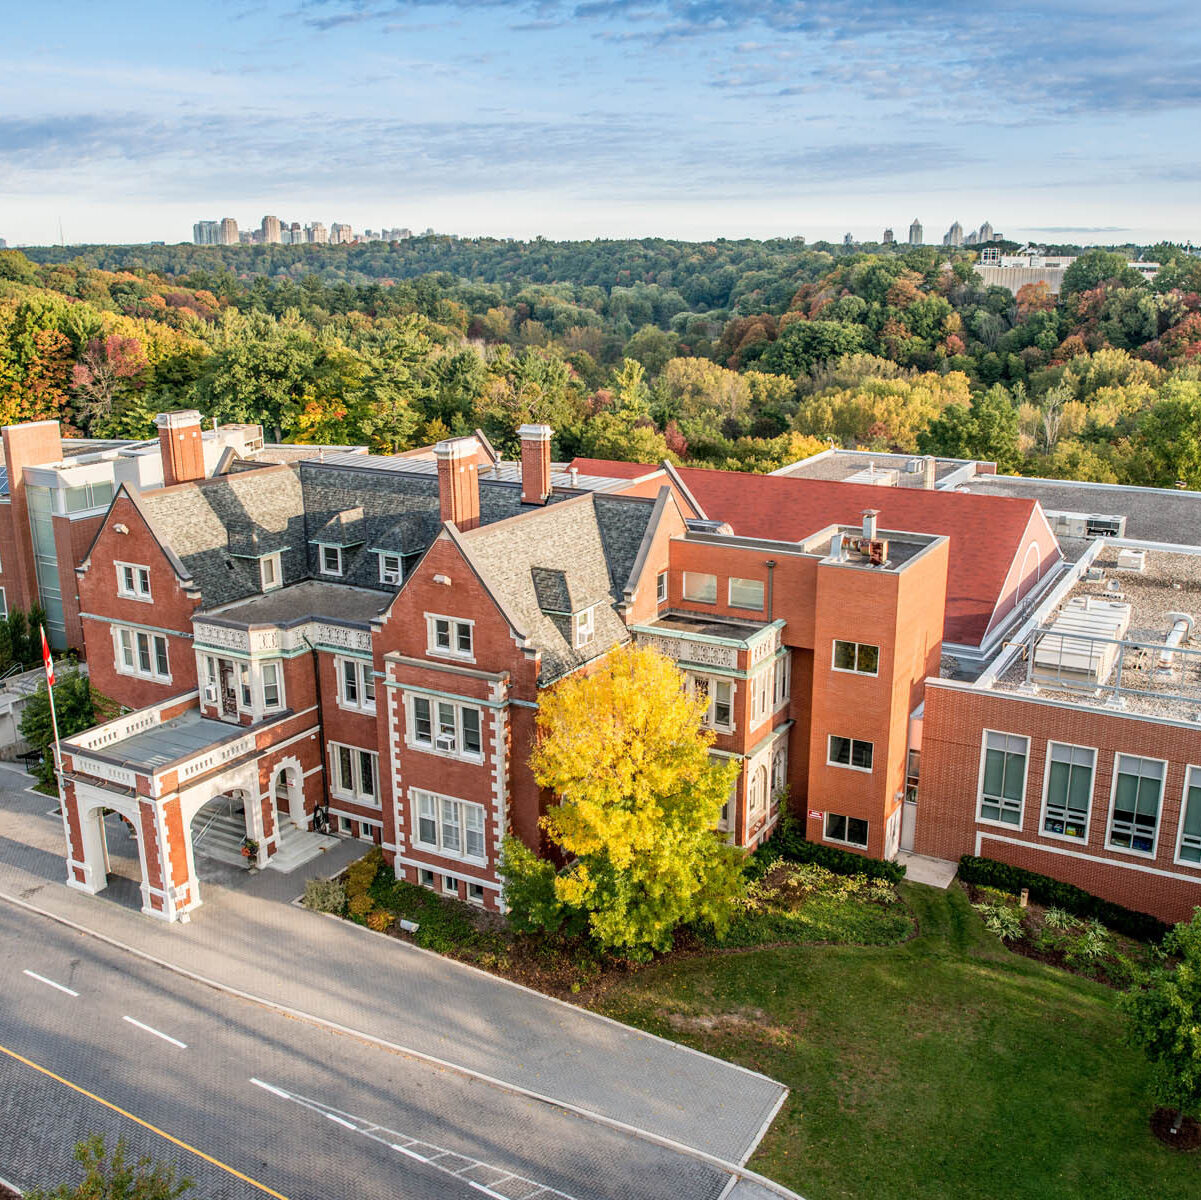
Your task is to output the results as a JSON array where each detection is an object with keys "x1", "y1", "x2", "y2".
[{"x1": 862, "y1": 508, "x2": 879, "y2": 541}]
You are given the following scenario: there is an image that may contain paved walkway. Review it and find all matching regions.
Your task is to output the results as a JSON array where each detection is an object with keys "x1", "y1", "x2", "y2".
[
  {"x1": 0, "y1": 767, "x2": 788, "y2": 1171},
  {"x1": 896, "y1": 849, "x2": 959, "y2": 889}
]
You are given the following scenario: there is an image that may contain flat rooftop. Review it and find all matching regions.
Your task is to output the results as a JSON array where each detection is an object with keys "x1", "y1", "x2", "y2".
[
  {"x1": 774, "y1": 449, "x2": 975, "y2": 487},
  {"x1": 304, "y1": 450, "x2": 635, "y2": 495},
  {"x1": 643, "y1": 612, "x2": 767, "y2": 642},
  {"x1": 992, "y1": 544, "x2": 1201, "y2": 721},
  {"x1": 68, "y1": 708, "x2": 237, "y2": 772},
  {"x1": 799, "y1": 524, "x2": 940, "y2": 570},
  {"x1": 205, "y1": 580, "x2": 391, "y2": 628},
  {"x1": 954, "y1": 474, "x2": 1201, "y2": 547}
]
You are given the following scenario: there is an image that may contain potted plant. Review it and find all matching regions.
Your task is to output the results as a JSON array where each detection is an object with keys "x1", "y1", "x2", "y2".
[{"x1": 240, "y1": 836, "x2": 260, "y2": 863}]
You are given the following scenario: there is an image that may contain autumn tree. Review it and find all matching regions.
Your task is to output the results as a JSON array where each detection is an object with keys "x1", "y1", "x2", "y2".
[
  {"x1": 507, "y1": 646, "x2": 744, "y2": 958},
  {"x1": 70, "y1": 334, "x2": 150, "y2": 432}
]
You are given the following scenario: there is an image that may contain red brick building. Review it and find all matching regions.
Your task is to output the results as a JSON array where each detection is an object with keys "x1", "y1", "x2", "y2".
[{"x1": 13, "y1": 414, "x2": 1192, "y2": 925}]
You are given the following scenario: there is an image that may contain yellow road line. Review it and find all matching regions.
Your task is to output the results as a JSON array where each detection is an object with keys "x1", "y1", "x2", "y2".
[{"x1": 0, "y1": 1041, "x2": 289, "y2": 1199}]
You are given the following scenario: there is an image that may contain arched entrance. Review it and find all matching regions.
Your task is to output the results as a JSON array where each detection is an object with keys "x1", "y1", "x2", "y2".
[
  {"x1": 69, "y1": 787, "x2": 154, "y2": 914},
  {"x1": 273, "y1": 762, "x2": 307, "y2": 831},
  {"x1": 189, "y1": 790, "x2": 255, "y2": 868}
]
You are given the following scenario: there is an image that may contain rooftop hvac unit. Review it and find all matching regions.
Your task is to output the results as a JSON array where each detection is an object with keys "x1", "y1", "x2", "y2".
[
  {"x1": 1032, "y1": 595, "x2": 1132, "y2": 686},
  {"x1": 1116, "y1": 549, "x2": 1146, "y2": 572},
  {"x1": 1047, "y1": 511, "x2": 1127, "y2": 539},
  {"x1": 906, "y1": 458, "x2": 924, "y2": 474}
]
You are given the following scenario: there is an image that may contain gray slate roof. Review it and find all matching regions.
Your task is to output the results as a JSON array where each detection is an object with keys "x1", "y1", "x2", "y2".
[
  {"x1": 458, "y1": 493, "x2": 655, "y2": 683},
  {"x1": 137, "y1": 466, "x2": 307, "y2": 608}
]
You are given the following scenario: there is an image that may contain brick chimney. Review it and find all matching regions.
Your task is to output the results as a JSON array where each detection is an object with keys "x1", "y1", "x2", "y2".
[
  {"x1": 156, "y1": 410, "x2": 206, "y2": 486},
  {"x1": 518, "y1": 424, "x2": 553, "y2": 506},
  {"x1": 435, "y1": 437, "x2": 481, "y2": 530}
]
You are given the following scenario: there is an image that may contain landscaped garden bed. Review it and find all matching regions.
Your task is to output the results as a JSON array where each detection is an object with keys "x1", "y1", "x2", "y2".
[{"x1": 303, "y1": 848, "x2": 915, "y2": 999}]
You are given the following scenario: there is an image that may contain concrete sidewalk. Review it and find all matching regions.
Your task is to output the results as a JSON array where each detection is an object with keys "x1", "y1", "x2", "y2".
[{"x1": 0, "y1": 769, "x2": 788, "y2": 1170}]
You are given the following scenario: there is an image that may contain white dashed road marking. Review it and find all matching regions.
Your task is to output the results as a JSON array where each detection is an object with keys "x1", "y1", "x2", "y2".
[
  {"x1": 122, "y1": 1016, "x2": 187, "y2": 1049},
  {"x1": 23, "y1": 969, "x2": 79, "y2": 997}
]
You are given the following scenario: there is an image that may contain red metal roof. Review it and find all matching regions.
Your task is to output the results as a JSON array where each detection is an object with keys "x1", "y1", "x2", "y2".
[{"x1": 570, "y1": 457, "x2": 1055, "y2": 646}]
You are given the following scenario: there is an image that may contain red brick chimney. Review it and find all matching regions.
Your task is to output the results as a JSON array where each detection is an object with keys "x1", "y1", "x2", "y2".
[
  {"x1": 435, "y1": 437, "x2": 481, "y2": 530},
  {"x1": 518, "y1": 424, "x2": 553, "y2": 505},
  {"x1": 156, "y1": 410, "x2": 206, "y2": 486}
]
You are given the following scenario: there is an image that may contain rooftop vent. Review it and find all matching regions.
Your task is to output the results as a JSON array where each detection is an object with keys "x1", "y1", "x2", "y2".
[{"x1": 1155, "y1": 612, "x2": 1195, "y2": 679}]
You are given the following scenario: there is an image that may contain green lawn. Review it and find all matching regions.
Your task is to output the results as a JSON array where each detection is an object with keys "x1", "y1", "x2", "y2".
[{"x1": 597, "y1": 883, "x2": 1197, "y2": 1200}]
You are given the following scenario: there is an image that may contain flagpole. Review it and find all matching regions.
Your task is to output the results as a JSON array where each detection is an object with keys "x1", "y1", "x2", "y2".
[{"x1": 41, "y1": 627, "x2": 62, "y2": 788}]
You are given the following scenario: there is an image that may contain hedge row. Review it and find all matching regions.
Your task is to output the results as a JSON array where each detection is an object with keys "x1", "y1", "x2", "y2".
[
  {"x1": 957, "y1": 855, "x2": 1170, "y2": 943},
  {"x1": 751, "y1": 816, "x2": 907, "y2": 884}
]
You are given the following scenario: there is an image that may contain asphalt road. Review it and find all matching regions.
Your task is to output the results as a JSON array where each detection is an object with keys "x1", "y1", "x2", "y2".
[{"x1": 0, "y1": 902, "x2": 730, "y2": 1200}]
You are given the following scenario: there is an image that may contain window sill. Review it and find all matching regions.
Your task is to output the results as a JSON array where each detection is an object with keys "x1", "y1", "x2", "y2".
[
  {"x1": 116, "y1": 667, "x2": 172, "y2": 685},
  {"x1": 976, "y1": 813, "x2": 1024, "y2": 831},
  {"x1": 337, "y1": 701, "x2": 378, "y2": 717},
  {"x1": 330, "y1": 791, "x2": 382, "y2": 810},
  {"x1": 823, "y1": 835, "x2": 868, "y2": 851},
  {"x1": 427, "y1": 648, "x2": 476, "y2": 664},
  {"x1": 406, "y1": 740, "x2": 485, "y2": 765},
  {"x1": 1104, "y1": 839, "x2": 1157, "y2": 860},
  {"x1": 116, "y1": 594, "x2": 154, "y2": 604},
  {"x1": 827, "y1": 761, "x2": 874, "y2": 774},
  {"x1": 412, "y1": 840, "x2": 488, "y2": 867},
  {"x1": 1039, "y1": 826, "x2": 1089, "y2": 847}
]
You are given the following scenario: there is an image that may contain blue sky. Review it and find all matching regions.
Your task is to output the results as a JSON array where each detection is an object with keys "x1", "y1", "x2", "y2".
[{"x1": 2, "y1": 1, "x2": 1199, "y2": 246}]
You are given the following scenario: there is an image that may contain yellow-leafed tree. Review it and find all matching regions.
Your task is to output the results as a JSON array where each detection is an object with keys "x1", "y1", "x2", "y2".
[{"x1": 517, "y1": 645, "x2": 744, "y2": 959}]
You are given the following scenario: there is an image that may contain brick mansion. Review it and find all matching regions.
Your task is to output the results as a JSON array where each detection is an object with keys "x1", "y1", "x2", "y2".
[{"x1": 0, "y1": 412, "x2": 1197, "y2": 925}]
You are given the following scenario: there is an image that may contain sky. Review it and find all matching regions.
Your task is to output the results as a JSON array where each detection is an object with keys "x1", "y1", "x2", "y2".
[{"x1": 2, "y1": 1, "x2": 1199, "y2": 247}]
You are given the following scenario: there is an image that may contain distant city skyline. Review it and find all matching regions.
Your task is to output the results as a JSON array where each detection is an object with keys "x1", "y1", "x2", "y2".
[{"x1": 3, "y1": 3, "x2": 1201, "y2": 247}]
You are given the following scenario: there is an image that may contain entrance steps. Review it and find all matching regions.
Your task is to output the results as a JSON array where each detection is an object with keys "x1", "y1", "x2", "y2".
[
  {"x1": 266, "y1": 819, "x2": 340, "y2": 874},
  {"x1": 191, "y1": 810, "x2": 250, "y2": 867},
  {"x1": 192, "y1": 808, "x2": 341, "y2": 873}
]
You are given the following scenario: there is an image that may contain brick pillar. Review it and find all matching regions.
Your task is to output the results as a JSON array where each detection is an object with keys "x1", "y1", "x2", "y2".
[
  {"x1": 155, "y1": 410, "x2": 206, "y2": 486},
  {"x1": 435, "y1": 438, "x2": 481, "y2": 531},
  {"x1": 518, "y1": 424, "x2": 553, "y2": 505},
  {"x1": 2, "y1": 420, "x2": 63, "y2": 612}
]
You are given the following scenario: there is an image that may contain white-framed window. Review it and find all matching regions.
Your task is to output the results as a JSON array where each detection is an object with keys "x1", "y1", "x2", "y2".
[
  {"x1": 771, "y1": 745, "x2": 788, "y2": 799},
  {"x1": 412, "y1": 789, "x2": 487, "y2": 863},
  {"x1": 1177, "y1": 766, "x2": 1201, "y2": 866},
  {"x1": 832, "y1": 640, "x2": 879, "y2": 675},
  {"x1": 574, "y1": 606, "x2": 595, "y2": 649},
  {"x1": 238, "y1": 661, "x2": 252, "y2": 709},
  {"x1": 320, "y1": 544, "x2": 343, "y2": 576},
  {"x1": 336, "y1": 814, "x2": 353, "y2": 836},
  {"x1": 749, "y1": 764, "x2": 768, "y2": 818},
  {"x1": 443, "y1": 875, "x2": 460, "y2": 896},
  {"x1": 683, "y1": 572, "x2": 717, "y2": 604},
  {"x1": 261, "y1": 661, "x2": 283, "y2": 711},
  {"x1": 260, "y1": 553, "x2": 282, "y2": 591},
  {"x1": 427, "y1": 614, "x2": 474, "y2": 661},
  {"x1": 115, "y1": 625, "x2": 170, "y2": 682},
  {"x1": 693, "y1": 676, "x2": 734, "y2": 732},
  {"x1": 750, "y1": 667, "x2": 772, "y2": 723},
  {"x1": 828, "y1": 734, "x2": 873, "y2": 772},
  {"x1": 408, "y1": 695, "x2": 483, "y2": 759},
  {"x1": 1107, "y1": 754, "x2": 1165, "y2": 855},
  {"x1": 116, "y1": 562, "x2": 152, "y2": 601},
  {"x1": 337, "y1": 657, "x2": 376, "y2": 713},
  {"x1": 0, "y1": 587, "x2": 7, "y2": 618},
  {"x1": 378, "y1": 552, "x2": 403, "y2": 585},
  {"x1": 978, "y1": 731, "x2": 1028, "y2": 826},
  {"x1": 1041, "y1": 742, "x2": 1094, "y2": 842},
  {"x1": 825, "y1": 812, "x2": 869, "y2": 848},
  {"x1": 330, "y1": 742, "x2": 380, "y2": 807},
  {"x1": 467, "y1": 881, "x2": 486, "y2": 905},
  {"x1": 728, "y1": 577, "x2": 765, "y2": 610},
  {"x1": 774, "y1": 653, "x2": 791, "y2": 707},
  {"x1": 358, "y1": 823, "x2": 376, "y2": 844},
  {"x1": 419, "y1": 868, "x2": 436, "y2": 887},
  {"x1": 656, "y1": 571, "x2": 668, "y2": 604}
]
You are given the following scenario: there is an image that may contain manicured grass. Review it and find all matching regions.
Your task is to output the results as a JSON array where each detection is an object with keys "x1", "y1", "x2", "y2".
[
  {"x1": 709, "y1": 893, "x2": 913, "y2": 949},
  {"x1": 597, "y1": 884, "x2": 1198, "y2": 1200}
]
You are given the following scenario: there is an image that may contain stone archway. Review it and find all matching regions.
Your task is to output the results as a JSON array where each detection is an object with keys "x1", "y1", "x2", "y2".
[
  {"x1": 68, "y1": 783, "x2": 155, "y2": 915},
  {"x1": 272, "y1": 758, "x2": 307, "y2": 832}
]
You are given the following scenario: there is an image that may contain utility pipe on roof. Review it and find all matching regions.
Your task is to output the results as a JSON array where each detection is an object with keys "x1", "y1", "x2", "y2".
[{"x1": 1155, "y1": 611, "x2": 1195, "y2": 678}]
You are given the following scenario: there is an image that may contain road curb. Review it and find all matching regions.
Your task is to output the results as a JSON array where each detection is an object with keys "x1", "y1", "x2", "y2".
[{"x1": 1, "y1": 888, "x2": 804, "y2": 1200}]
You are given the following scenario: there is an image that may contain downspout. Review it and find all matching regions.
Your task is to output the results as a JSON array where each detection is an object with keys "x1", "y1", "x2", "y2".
[
  {"x1": 765, "y1": 560, "x2": 777, "y2": 622},
  {"x1": 302, "y1": 633, "x2": 329, "y2": 832}
]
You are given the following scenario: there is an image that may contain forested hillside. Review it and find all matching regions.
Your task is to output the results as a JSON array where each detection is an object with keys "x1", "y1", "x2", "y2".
[{"x1": 3, "y1": 238, "x2": 1200, "y2": 485}]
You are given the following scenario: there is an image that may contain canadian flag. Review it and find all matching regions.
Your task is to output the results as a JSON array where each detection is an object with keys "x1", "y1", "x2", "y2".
[{"x1": 41, "y1": 626, "x2": 54, "y2": 686}]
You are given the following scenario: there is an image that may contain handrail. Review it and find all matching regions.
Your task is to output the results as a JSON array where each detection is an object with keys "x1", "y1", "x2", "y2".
[{"x1": 191, "y1": 795, "x2": 240, "y2": 847}]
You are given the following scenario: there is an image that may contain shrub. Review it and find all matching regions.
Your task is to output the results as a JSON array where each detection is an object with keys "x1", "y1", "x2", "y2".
[
  {"x1": 1065, "y1": 921, "x2": 1114, "y2": 968},
  {"x1": 1043, "y1": 906, "x2": 1078, "y2": 931},
  {"x1": 366, "y1": 909, "x2": 393, "y2": 932},
  {"x1": 301, "y1": 877, "x2": 346, "y2": 914},
  {"x1": 957, "y1": 856, "x2": 1169, "y2": 942},
  {"x1": 973, "y1": 901, "x2": 1024, "y2": 942},
  {"x1": 25, "y1": 1135, "x2": 191, "y2": 1200},
  {"x1": 499, "y1": 835, "x2": 587, "y2": 938},
  {"x1": 750, "y1": 814, "x2": 906, "y2": 883}
]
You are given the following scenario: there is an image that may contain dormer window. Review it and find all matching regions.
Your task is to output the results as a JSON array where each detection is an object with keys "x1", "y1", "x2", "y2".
[
  {"x1": 379, "y1": 552, "x2": 402, "y2": 585},
  {"x1": 260, "y1": 553, "x2": 282, "y2": 591},
  {"x1": 574, "y1": 606, "x2": 595, "y2": 648},
  {"x1": 320, "y1": 545, "x2": 343, "y2": 576},
  {"x1": 117, "y1": 562, "x2": 152, "y2": 601}
]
